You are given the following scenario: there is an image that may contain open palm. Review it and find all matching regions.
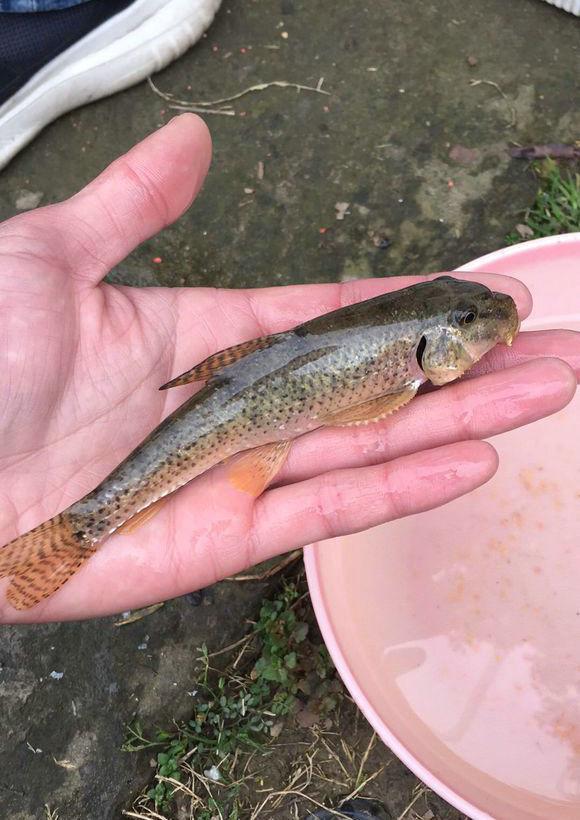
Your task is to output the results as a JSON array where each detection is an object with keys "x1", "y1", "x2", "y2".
[{"x1": 0, "y1": 115, "x2": 578, "y2": 623}]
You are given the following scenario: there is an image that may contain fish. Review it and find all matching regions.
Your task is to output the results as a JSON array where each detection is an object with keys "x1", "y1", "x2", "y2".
[{"x1": 0, "y1": 276, "x2": 519, "y2": 610}]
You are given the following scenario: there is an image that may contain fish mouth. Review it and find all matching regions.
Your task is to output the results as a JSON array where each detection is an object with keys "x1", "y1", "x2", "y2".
[
  {"x1": 500, "y1": 313, "x2": 520, "y2": 347},
  {"x1": 492, "y1": 291, "x2": 520, "y2": 347}
]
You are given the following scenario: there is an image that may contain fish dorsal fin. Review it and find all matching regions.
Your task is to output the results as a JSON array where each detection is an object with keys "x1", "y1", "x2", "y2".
[
  {"x1": 320, "y1": 387, "x2": 417, "y2": 427},
  {"x1": 160, "y1": 335, "x2": 280, "y2": 390}
]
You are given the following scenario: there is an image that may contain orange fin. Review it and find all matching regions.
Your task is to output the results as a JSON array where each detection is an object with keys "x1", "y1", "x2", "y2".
[
  {"x1": 0, "y1": 514, "x2": 95, "y2": 610},
  {"x1": 116, "y1": 497, "x2": 168, "y2": 535},
  {"x1": 321, "y1": 387, "x2": 417, "y2": 427},
  {"x1": 228, "y1": 440, "x2": 291, "y2": 497},
  {"x1": 160, "y1": 335, "x2": 280, "y2": 390}
]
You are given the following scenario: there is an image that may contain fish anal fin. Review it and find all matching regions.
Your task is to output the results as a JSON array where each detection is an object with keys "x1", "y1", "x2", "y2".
[
  {"x1": 116, "y1": 497, "x2": 168, "y2": 535},
  {"x1": 228, "y1": 440, "x2": 291, "y2": 497},
  {"x1": 160, "y1": 336, "x2": 278, "y2": 390},
  {"x1": 0, "y1": 513, "x2": 95, "y2": 610},
  {"x1": 321, "y1": 387, "x2": 417, "y2": 427}
]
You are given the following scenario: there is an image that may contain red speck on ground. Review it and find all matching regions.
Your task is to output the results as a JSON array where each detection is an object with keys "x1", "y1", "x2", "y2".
[{"x1": 152, "y1": 257, "x2": 162, "y2": 264}]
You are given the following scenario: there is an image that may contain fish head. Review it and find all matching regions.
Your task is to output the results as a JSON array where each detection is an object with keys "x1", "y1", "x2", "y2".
[{"x1": 417, "y1": 276, "x2": 520, "y2": 386}]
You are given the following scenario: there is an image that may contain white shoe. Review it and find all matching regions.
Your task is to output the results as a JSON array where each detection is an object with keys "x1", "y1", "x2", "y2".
[
  {"x1": 539, "y1": 0, "x2": 580, "y2": 14},
  {"x1": 0, "y1": 0, "x2": 222, "y2": 170}
]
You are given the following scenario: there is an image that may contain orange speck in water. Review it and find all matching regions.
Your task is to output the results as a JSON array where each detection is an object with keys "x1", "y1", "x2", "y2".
[
  {"x1": 519, "y1": 466, "x2": 560, "y2": 497},
  {"x1": 519, "y1": 468, "x2": 536, "y2": 492},
  {"x1": 488, "y1": 537, "x2": 509, "y2": 557},
  {"x1": 447, "y1": 575, "x2": 466, "y2": 603},
  {"x1": 552, "y1": 717, "x2": 580, "y2": 755}
]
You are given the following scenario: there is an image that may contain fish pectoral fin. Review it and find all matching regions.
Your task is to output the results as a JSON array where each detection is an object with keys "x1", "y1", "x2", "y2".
[
  {"x1": 227, "y1": 440, "x2": 292, "y2": 497},
  {"x1": 321, "y1": 387, "x2": 418, "y2": 427},
  {"x1": 160, "y1": 335, "x2": 281, "y2": 390},
  {"x1": 0, "y1": 513, "x2": 96, "y2": 610},
  {"x1": 116, "y1": 497, "x2": 169, "y2": 535}
]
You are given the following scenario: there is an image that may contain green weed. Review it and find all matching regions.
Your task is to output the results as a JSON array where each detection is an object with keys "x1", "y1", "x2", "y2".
[
  {"x1": 507, "y1": 158, "x2": 580, "y2": 243},
  {"x1": 123, "y1": 581, "x2": 336, "y2": 815}
]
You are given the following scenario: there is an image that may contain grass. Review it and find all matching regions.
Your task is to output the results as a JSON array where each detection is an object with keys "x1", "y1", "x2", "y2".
[
  {"x1": 121, "y1": 578, "x2": 355, "y2": 819},
  {"x1": 506, "y1": 158, "x2": 580, "y2": 243}
]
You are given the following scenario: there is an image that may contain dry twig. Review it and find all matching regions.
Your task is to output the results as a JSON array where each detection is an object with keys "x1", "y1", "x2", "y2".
[
  {"x1": 148, "y1": 77, "x2": 329, "y2": 116},
  {"x1": 469, "y1": 78, "x2": 516, "y2": 128}
]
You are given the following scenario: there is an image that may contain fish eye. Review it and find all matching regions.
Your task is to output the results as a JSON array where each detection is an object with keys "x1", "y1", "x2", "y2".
[{"x1": 454, "y1": 309, "x2": 478, "y2": 326}]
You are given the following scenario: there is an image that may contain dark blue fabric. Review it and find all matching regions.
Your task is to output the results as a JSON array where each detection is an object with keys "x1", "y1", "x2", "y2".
[
  {"x1": 0, "y1": 0, "x2": 135, "y2": 105},
  {"x1": 1, "y1": 1, "x2": 92, "y2": 11}
]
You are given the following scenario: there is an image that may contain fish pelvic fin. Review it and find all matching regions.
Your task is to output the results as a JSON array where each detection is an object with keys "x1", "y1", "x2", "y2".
[
  {"x1": 116, "y1": 496, "x2": 168, "y2": 535},
  {"x1": 228, "y1": 440, "x2": 292, "y2": 497},
  {"x1": 160, "y1": 335, "x2": 282, "y2": 390},
  {"x1": 0, "y1": 514, "x2": 95, "y2": 610},
  {"x1": 321, "y1": 387, "x2": 418, "y2": 427}
]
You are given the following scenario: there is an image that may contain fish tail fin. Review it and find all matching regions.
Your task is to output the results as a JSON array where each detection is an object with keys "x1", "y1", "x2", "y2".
[{"x1": 0, "y1": 513, "x2": 95, "y2": 610}]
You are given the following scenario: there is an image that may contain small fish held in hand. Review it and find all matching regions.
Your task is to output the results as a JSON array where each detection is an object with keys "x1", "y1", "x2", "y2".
[{"x1": 0, "y1": 276, "x2": 519, "y2": 609}]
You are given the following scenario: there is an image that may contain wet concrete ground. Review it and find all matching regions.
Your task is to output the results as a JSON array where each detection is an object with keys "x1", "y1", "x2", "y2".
[{"x1": 0, "y1": 0, "x2": 578, "y2": 817}]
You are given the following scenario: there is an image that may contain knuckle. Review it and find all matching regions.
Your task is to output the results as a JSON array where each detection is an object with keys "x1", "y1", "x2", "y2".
[
  {"x1": 314, "y1": 474, "x2": 351, "y2": 539},
  {"x1": 448, "y1": 382, "x2": 476, "y2": 440},
  {"x1": 114, "y1": 158, "x2": 171, "y2": 228},
  {"x1": 378, "y1": 462, "x2": 406, "y2": 520}
]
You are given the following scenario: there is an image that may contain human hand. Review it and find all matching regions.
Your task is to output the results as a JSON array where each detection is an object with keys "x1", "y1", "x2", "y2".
[{"x1": 0, "y1": 115, "x2": 578, "y2": 623}]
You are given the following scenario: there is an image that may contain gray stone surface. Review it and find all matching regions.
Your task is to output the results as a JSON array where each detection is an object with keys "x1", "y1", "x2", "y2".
[{"x1": 0, "y1": 0, "x2": 578, "y2": 817}]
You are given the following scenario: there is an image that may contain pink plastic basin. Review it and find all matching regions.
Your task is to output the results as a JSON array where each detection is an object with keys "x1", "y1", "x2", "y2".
[{"x1": 305, "y1": 234, "x2": 580, "y2": 820}]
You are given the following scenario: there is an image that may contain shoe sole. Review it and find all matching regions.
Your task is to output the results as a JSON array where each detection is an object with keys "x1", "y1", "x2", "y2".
[
  {"x1": 540, "y1": 0, "x2": 580, "y2": 13},
  {"x1": 0, "y1": 0, "x2": 222, "y2": 171}
]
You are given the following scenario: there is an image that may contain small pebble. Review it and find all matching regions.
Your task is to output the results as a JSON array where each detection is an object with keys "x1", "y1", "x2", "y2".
[
  {"x1": 185, "y1": 590, "x2": 204, "y2": 606},
  {"x1": 15, "y1": 189, "x2": 43, "y2": 210},
  {"x1": 50, "y1": 671, "x2": 64, "y2": 680},
  {"x1": 204, "y1": 765, "x2": 222, "y2": 782}
]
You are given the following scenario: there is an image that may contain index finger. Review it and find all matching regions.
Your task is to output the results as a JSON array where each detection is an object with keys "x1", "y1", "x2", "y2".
[{"x1": 242, "y1": 270, "x2": 532, "y2": 335}]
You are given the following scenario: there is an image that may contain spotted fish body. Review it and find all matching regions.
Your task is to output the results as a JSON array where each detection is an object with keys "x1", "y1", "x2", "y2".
[{"x1": 0, "y1": 276, "x2": 519, "y2": 609}]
